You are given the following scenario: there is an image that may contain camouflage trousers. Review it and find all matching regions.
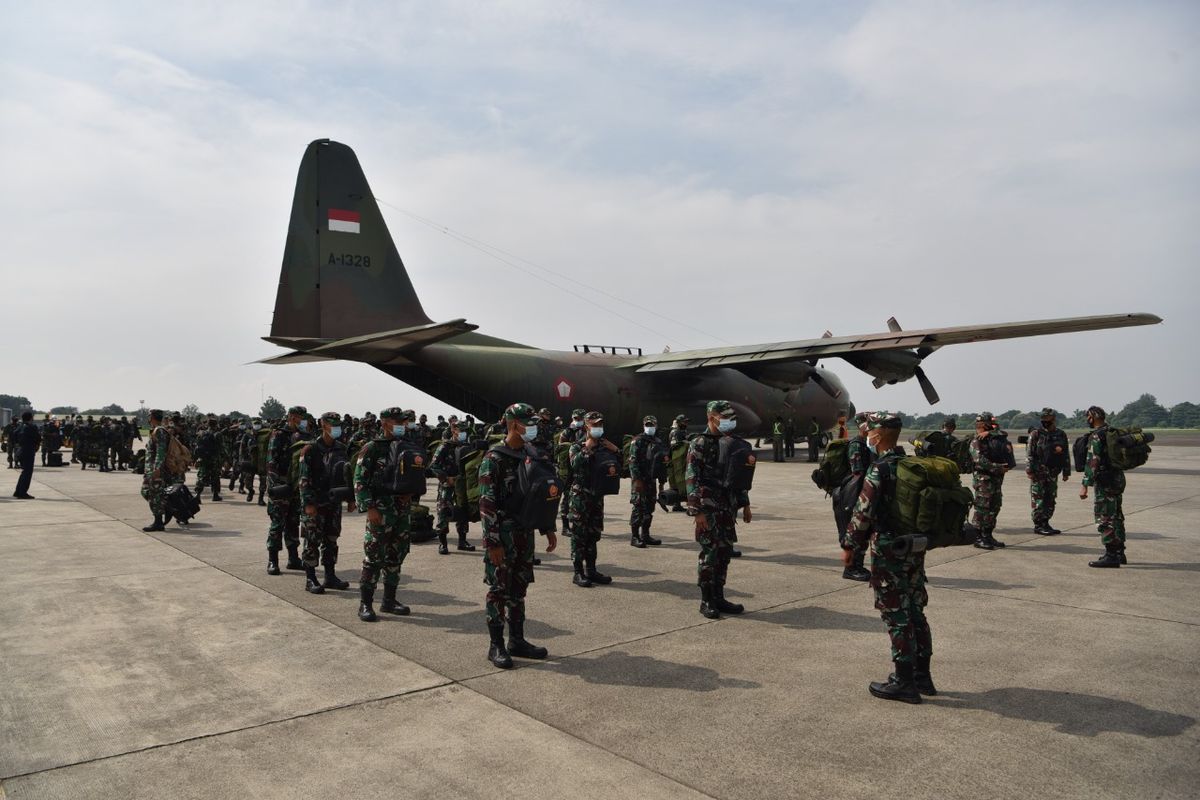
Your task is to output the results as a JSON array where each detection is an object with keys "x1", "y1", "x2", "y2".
[
  {"x1": 194, "y1": 458, "x2": 221, "y2": 496},
  {"x1": 301, "y1": 502, "x2": 343, "y2": 568},
  {"x1": 141, "y1": 477, "x2": 166, "y2": 516},
  {"x1": 266, "y1": 493, "x2": 300, "y2": 552},
  {"x1": 971, "y1": 474, "x2": 1004, "y2": 536},
  {"x1": 1094, "y1": 485, "x2": 1126, "y2": 550},
  {"x1": 870, "y1": 533, "x2": 932, "y2": 664},
  {"x1": 629, "y1": 483, "x2": 657, "y2": 530},
  {"x1": 1028, "y1": 470, "x2": 1058, "y2": 526},
  {"x1": 695, "y1": 508, "x2": 736, "y2": 588},
  {"x1": 239, "y1": 468, "x2": 256, "y2": 495},
  {"x1": 359, "y1": 502, "x2": 411, "y2": 593},
  {"x1": 483, "y1": 522, "x2": 535, "y2": 624},
  {"x1": 435, "y1": 480, "x2": 467, "y2": 535},
  {"x1": 568, "y1": 489, "x2": 604, "y2": 562}
]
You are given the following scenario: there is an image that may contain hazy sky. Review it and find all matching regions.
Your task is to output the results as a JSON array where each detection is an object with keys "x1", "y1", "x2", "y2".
[{"x1": 2, "y1": 1, "x2": 1195, "y2": 418}]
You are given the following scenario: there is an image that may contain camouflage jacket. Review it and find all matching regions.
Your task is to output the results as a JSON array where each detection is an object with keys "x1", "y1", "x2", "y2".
[
  {"x1": 429, "y1": 439, "x2": 458, "y2": 480},
  {"x1": 266, "y1": 425, "x2": 298, "y2": 481},
  {"x1": 847, "y1": 434, "x2": 872, "y2": 476},
  {"x1": 844, "y1": 448, "x2": 902, "y2": 551},
  {"x1": 686, "y1": 431, "x2": 746, "y2": 514},
  {"x1": 299, "y1": 436, "x2": 346, "y2": 508},
  {"x1": 970, "y1": 434, "x2": 1007, "y2": 477},
  {"x1": 353, "y1": 438, "x2": 405, "y2": 512},
  {"x1": 146, "y1": 426, "x2": 170, "y2": 477},
  {"x1": 569, "y1": 439, "x2": 615, "y2": 498},
  {"x1": 1082, "y1": 425, "x2": 1124, "y2": 490},
  {"x1": 628, "y1": 433, "x2": 660, "y2": 482},
  {"x1": 1026, "y1": 427, "x2": 1070, "y2": 479},
  {"x1": 479, "y1": 444, "x2": 524, "y2": 544}
]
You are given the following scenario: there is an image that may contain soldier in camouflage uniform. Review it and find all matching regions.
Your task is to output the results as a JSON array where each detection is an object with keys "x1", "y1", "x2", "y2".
[
  {"x1": 687, "y1": 400, "x2": 752, "y2": 619},
  {"x1": 140, "y1": 410, "x2": 173, "y2": 531},
  {"x1": 667, "y1": 414, "x2": 689, "y2": 512},
  {"x1": 299, "y1": 412, "x2": 352, "y2": 594},
  {"x1": 969, "y1": 412, "x2": 1010, "y2": 550},
  {"x1": 557, "y1": 408, "x2": 586, "y2": 531},
  {"x1": 480, "y1": 403, "x2": 559, "y2": 668},
  {"x1": 841, "y1": 411, "x2": 932, "y2": 704},
  {"x1": 568, "y1": 411, "x2": 619, "y2": 587},
  {"x1": 265, "y1": 405, "x2": 309, "y2": 575},
  {"x1": 237, "y1": 420, "x2": 259, "y2": 502},
  {"x1": 839, "y1": 411, "x2": 872, "y2": 581},
  {"x1": 354, "y1": 408, "x2": 417, "y2": 621},
  {"x1": 1026, "y1": 407, "x2": 1070, "y2": 535},
  {"x1": 429, "y1": 418, "x2": 475, "y2": 555},
  {"x1": 1080, "y1": 406, "x2": 1127, "y2": 568},
  {"x1": 628, "y1": 414, "x2": 665, "y2": 548},
  {"x1": 193, "y1": 415, "x2": 224, "y2": 501}
]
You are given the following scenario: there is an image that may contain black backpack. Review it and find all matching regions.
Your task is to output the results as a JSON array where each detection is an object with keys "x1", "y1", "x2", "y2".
[
  {"x1": 984, "y1": 431, "x2": 1016, "y2": 469},
  {"x1": 634, "y1": 436, "x2": 669, "y2": 483},
  {"x1": 590, "y1": 447, "x2": 623, "y2": 495},
  {"x1": 1072, "y1": 432, "x2": 1092, "y2": 473},
  {"x1": 494, "y1": 445, "x2": 565, "y2": 530},
  {"x1": 194, "y1": 431, "x2": 217, "y2": 460},
  {"x1": 324, "y1": 443, "x2": 352, "y2": 502},
  {"x1": 718, "y1": 436, "x2": 756, "y2": 492},
  {"x1": 372, "y1": 440, "x2": 429, "y2": 497},
  {"x1": 164, "y1": 484, "x2": 202, "y2": 524},
  {"x1": 1030, "y1": 428, "x2": 1070, "y2": 472}
]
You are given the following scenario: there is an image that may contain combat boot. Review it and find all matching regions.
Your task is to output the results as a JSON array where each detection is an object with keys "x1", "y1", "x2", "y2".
[
  {"x1": 630, "y1": 525, "x2": 646, "y2": 548},
  {"x1": 987, "y1": 534, "x2": 1006, "y2": 548},
  {"x1": 142, "y1": 514, "x2": 165, "y2": 532},
  {"x1": 1034, "y1": 523, "x2": 1054, "y2": 535},
  {"x1": 1088, "y1": 549, "x2": 1122, "y2": 568},
  {"x1": 211, "y1": 492, "x2": 223, "y2": 502},
  {"x1": 507, "y1": 613, "x2": 548, "y2": 660},
  {"x1": 869, "y1": 661, "x2": 921, "y2": 704},
  {"x1": 304, "y1": 566, "x2": 325, "y2": 594},
  {"x1": 730, "y1": 548, "x2": 742, "y2": 558},
  {"x1": 714, "y1": 585, "x2": 744, "y2": 615},
  {"x1": 843, "y1": 550, "x2": 870, "y2": 582},
  {"x1": 257, "y1": 494, "x2": 265, "y2": 507},
  {"x1": 699, "y1": 584, "x2": 721, "y2": 619},
  {"x1": 323, "y1": 563, "x2": 350, "y2": 590},
  {"x1": 585, "y1": 556, "x2": 612, "y2": 585},
  {"x1": 456, "y1": 530, "x2": 476, "y2": 552},
  {"x1": 572, "y1": 560, "x2": 593, "y2": 588},
  {"x1": 246, "y1": 489, "x2": 254, "y2": 503},
  {"x1": 285, "y1": 545, "x2": 304, "y2": 571},
  {"x1": 487, "y1": 620, "x2": 513, "y2": 669},
  {"x1": 914, "y1": 656, "x2": 938, "y2": 696},
  {"x1": 266, "y1": 550, "x2": 281, "y2": 576},
  {"x1": 642, "y1": 522, "x2": 661, "y2": 546},
  {"x1": 1119, "y1": 550, "x2": 1128, "y2": 565},
  {"x1": 380, "y1": 584, "x2": 410, "y2": 615},
  {"x1": 974, "y1": 532, "x2": 995, "y2": 550},
  {"x1": 437, "y1": 532, "x2": 449, "y2": 555},
  {"x1": 358, "y1": 585, "x2": 378, "y2": 622}
]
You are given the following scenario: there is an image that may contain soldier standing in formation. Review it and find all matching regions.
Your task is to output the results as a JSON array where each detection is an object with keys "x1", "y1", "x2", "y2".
[
  {"x1": 298, "y1": 412, "x2": 352, "y2": 594},
  {"x1": 265, "y1": 405, "x2": 308, "y2": 575},
  {"x1": 1080, "y1": 406, "x2": 1127, "y2": 568},
  {"x1": 687, "y1": 400, "x2": 751, "y2": 619},
  {"x1": 429, "y1": 418, "x2": 475, "y2": 555},
  {"x1": 839, "y1": 411, "x2": 872, "y2": 582},
  {"x1": 557, "y1": 408, "x2": 586, "y2": 533},
  {"x1": 841, "y1": 411, "x2": 934, "y2": 704},
  {"x1": 1026, "y1": 407, "x2": 1070, "y2": 535},
  {"x1": 568, "y1": 411, "x2": 618, "y2": 587},
  {"x1": 628, "y1": 414, "x2": 664, "y2": 549},
  {"x1": 969, "y1": 412, "x2": 1009, "y2": 550},
  {"x1": 354, "y1": 408, "x2": 418, "y2": 620},
  {"x1": 480, "y1": 403, "x2": 557, "y2": 669}
]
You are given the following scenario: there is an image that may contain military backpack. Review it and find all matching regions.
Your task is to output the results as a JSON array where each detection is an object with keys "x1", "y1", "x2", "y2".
[
  {"x1": 717, "y1": 436, "x2": 756, "y2": 493},
  {"x1": 588, "y1": 447, "x2": 623, "y2": 495},
  {"x1": 371, "y1": 440, "x2": 429, "y2": 497},
  {"x1": 811, "y1": 437, "x2": 850, "y2": 492},
  {"x1": 880, "y1": 455, "x2": 975, "y2": 551},
  {"x1": 493, "y1": 443, "x2": 564, "y2": 531},
  {"x1": 1106, "y1": 427, "x2": 1154, "y2": 472}
]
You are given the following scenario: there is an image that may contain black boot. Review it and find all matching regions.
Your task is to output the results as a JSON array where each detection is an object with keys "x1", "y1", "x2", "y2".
[
  {"x1": 630, "y1": 525, "x2": 646, "y2": 548},
  {"x1": 699, "y1": 583, "x2": 721, "y2": 619},
  {"x1": 1034, "y1": 523, "x2": 1054, "y2": 535},
  {"x1": 869, "y1": 661, "x2": 922, "y2": 704},
  {"x1": 246, "y1": 489, "x2": 254, "y2": 503},
  {"x1": 194, "y1": 486, "x2": 203, "y2": 499},
  {"x1": 358, "y1": 585, "x2": 378, "y2": 621},
  {"x1": 456, "y1": 531, "x2": 476, "y2": 551},
  {"x1": 642, "y1": 523, "x2": 661, "y2": 546},
  {"x1": 843, "y1": 549, "x2": 870, "y2": 581},
  {"x1": 305, "y1": 566, "x2": 325, "y2": 594},
  {"x1": 257, "y1": 494, "x2": 265, "y2": 507},
  {"x1": 1089, "y1": 549, "x2": 1122, "y2": 568},
  {"x1": 267, "y1": 550, "x2": 281, "y2": 575},
  {"x1": 730, "y1": 549, "x2": 742, "y2": 558},
  {"x1": 714, "y1": 585, "x2": 744, "y2": 615},
  {"x1": 572, "y1": 560, "x2": 593, "y2": 588},
  {"x1": 1119, "y1": 550, "x2": 1127, "y2": 565},
  {"x1": 987, "y1": 534, "x2": 1006, "y2": 548},
  {"x1": 212, "y1": 492, "x2": 223, "y2": 502},
  {"x1": 487, "y1": 620, "x2": 513, "y2": 669},
  {"x1": 974, "y1": 531, "x2": 995, "y2": 550},
  {"x1": 323, "y1": 563, "x2": 350, "y2": 590},
  {"x1": 437, "y1": 532, "x2": 449, "y2": 555},
  {"x1": 285, "y1": 545, "x2": 304, "y2": 570},
  {"x1": 672, "y1": 504, "x2": 685, "y2": 513},
  {"x1": 507, "y1": 612, "x2": 548, "y2": 660},
  {"x1": 914, "y1": 656, "x2": 938, "y2": 696},
  {"x1": 585, "y1": 556, "x2": 612, "y2": 585},
  {"x1": 380, "y1": 584, "x2": 410, "y2": 615},
  {"x1": 142, "y1": 514, "x2": 165, "y2": 532}
]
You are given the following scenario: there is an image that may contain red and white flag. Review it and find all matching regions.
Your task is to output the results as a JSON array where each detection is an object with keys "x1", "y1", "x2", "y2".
[{"x1": 328, "y1": 208, "x2": 360, "y2": 234}]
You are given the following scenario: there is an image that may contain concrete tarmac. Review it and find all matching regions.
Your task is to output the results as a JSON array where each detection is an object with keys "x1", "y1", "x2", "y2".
[{"x1": 1, "y1": 446, "x2": 1198, "y2": 799}]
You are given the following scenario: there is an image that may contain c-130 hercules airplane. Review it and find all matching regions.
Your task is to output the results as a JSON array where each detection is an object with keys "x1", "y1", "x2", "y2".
[{"x1": 261, "y1": 139, "x2": 1161, "y2": 435}]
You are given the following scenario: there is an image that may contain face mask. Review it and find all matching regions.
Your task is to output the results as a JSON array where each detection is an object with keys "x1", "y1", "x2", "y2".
[
  {"x1": 521, "y1": 424, "x2": 538, "y2": 442},
  {"x1": 868, "y1": 442, "x2": 879, "y2": 455},
  {"x1": 717, "y1": 418, "x2": 736, "y2": 433},
  {"x1": 298, "y1": 420, "x2": 309, "y2": 432},
  {"x1": 406, "y1": 422, "x2": 417, "y2": 431},
  {"x1": 457, "y1": 431, "x2": 467, "y2": 442},
  {"x1": 589, "y1": 426, "x2": 604, "y2": 439},
  {"x1": 1041, "y1": 420, "x2": 1053, "y2": 429},
  {"x1": 330, "y1": 426, "x2": 342, "y2": 439},
  {"x1": 571, "y1": 420, "x2": 582, "y2": 429},
  {"x1": 644, "y1": 426, "x2": 656, "y2": 435}
]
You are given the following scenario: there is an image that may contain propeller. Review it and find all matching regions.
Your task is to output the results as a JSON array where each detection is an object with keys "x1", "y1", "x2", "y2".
[
  {"x1": 885, "y1": 317, "x2": 941, "y2": 403},
  {"x1": 914, "y1": 366, "x2": 940, "y2": 405},
  {"x1": 810, "y1": 370, "x2": 843, "y2": 399}
]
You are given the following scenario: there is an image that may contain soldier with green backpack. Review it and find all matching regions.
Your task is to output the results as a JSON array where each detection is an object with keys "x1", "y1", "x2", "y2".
[
  {"x1": 1079, "y1": 405, "x2": 1151, "y2": 568},
  {"x1": 969, "y1": 412, "x2": 1013, "y2": 550}
]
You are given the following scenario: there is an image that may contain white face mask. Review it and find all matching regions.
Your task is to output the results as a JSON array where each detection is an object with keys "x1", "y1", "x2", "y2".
[
  {"x1": 330, "y1": 426, "x2": 342, "y2": 439},
  {"x1": 717, "y1": 418, "x2": 736, "y2": 433},
  {"x1": 457, "y1": 431, "x2": 467, "y2": 442},
  {"x1": 644, "y1": 426, "x2": 656, "y2": 435},
  {"x1": 571, "y1": 420, "x2": 583, "y2": 429},
  {"x1": 521, "y1": 424, "x2": 538, "y2": 442},
  {"x1": 298, "y1": 420, "x2": 309, "y2": 433},
  {"x1": 406, "y1": 422, "x2": 417, "y2": 431},
  {"x1": 589, "y1": 426, "x2": 604, "y2": 439}
]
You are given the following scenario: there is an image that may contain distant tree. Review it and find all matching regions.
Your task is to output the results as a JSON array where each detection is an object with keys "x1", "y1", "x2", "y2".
[
  {"x1": 101, "y1": 403, "x2": 126, "y2": 415},
  {"x1": 1006, "y1": 412, "x2": 1038, "y2": 432},
  {"x1": 50, "y1": 405, "x2": 79, "y2": 415},
  {"x1": 1168, "y1": 402, "x2": 1200, "y2": 428},
  {"x1": 260, "y1": 396, "x2": 286, "y2": 421},
  {"x1": 1114, "y1": 394, "x2": 1168, "y2": 428},
  {"x1": 226, "y1": 410, "x2": 249, "y2": 421},
  {"x1": 0, "y1": 393, "x2": 32, "y2": 410},
  {"x1": 182, "y1": 403, "x2": 201, "y2": 418}
]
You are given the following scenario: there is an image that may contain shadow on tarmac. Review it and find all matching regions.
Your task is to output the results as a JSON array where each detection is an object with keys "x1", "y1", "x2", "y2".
[
  {"x1": 545, "y1": 649, "x2": 762, "y2": 691},
  {"x1": 750, "y1": 605, "x2": 880, "y2": 633},
  {"x1": 938, "y1": 688, "x2": 1197, "y2": 738},
  {"x1": 928, "y1": 577, "x2": 1035, "y2": 591}
]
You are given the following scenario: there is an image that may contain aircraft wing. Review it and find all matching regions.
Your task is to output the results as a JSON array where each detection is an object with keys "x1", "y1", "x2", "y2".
[
  {"x1": 257, "y1": 319, "x2": 478, "y2": 366},
  {"x1": 622, "y1": 312, "x2": 1161, "y2": 404}
]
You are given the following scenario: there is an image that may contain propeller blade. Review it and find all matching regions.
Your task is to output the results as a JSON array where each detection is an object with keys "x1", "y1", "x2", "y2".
[
  {"x1": 810, "y1": 371, "x2": 844, "y2": 399},
  {"x1": 914, "y1": 366, "x2": 941, "y2": 405},
  {"x1": 821, "y1": 330, "x2": 833, "y2": 339},
  {"x1": 915, "y1": 344, "x2": 941, "y2": 359},
  {"x1": 887, "y1": 317, "x2": 902, "y2": 333}
]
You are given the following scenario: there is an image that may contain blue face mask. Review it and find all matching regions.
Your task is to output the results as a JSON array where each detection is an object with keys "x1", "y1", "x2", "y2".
[
  {"x1": 298, "y1": 420, "x2": 309, "y2": 432},
  {"x1": 644, "y1": 426, "x2": 656, "y2": 436},
  {"x1": 330, "y1": 426, "x2": 342, "y2": 439},
  {"x1": 521, "y1": 424, "x2": 538, "y2": 443},
  {"x1": 717, "y1": 418, "x2": 736, "y2": 433},
  {"x1": 457, "y1": 431, "x2": 467, "y2": 442},
  {"x1": 589, "y1": 426, "x2": 604, "y2": 439}
]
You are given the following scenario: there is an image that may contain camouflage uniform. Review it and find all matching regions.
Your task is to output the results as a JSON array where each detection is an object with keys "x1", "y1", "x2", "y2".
[
  {"x1": 837, "y1": 413, "x2": 873, "y2": 581},
  {"x1": 299, "y1": 413, "x2": 350, "y2": 592},
  {"x1": 628, "y1": 415, "x2": 664, "y2": 547},
  {"x1": 354, "y1": 408, "x2": 415, "y2": 618},
  {"x1": 140, "y1": 422, "x2": 172, "y2": 523},
  {"x1": 237, "y1": 426, "x2": 259, "y2": 502},
  {"x1": 192, "y1": 419, "x2": 223, "y2": 500},
  {"x1": 1026, "y1": 409, "x2": 1070, "y2": 533},
  {"x1": 265, "y1": 407, "x2": 307, "y2": 571},
  {"x1": 430, "y1": 432, "x2": 473, "y2": 552},
  {"x1": 969, "y1": 414, "x2": 1008, "y2": 548},
  {"x1": 1083, "y1": 424, "x2": 1126, "y2": 555},
  {"x1": 686, "y1": 401, "x2": 748, "y2": 616},
  {"x1": 568, "y1": 411, "x2": 615, "y2": 586}
]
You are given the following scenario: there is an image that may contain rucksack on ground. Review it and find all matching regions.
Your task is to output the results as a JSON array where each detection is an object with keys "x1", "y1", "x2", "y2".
[
  {"x1": 717, "y1": 436, "x2": 756, "y2": 493},
  {"x1": 164, "y1": 484, "x2": 201, "y2": 525},
  {"x1": 811, "y1": 437, "x2": 850, "y2": 492},
  {"x1": 1106, "y1": 427, "x2": 1154, "y2": 471},
  {"x1": 888, "y1": 455, "x2": 975, "y2": 551}
]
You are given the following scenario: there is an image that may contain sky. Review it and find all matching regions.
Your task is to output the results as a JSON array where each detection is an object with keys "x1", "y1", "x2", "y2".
[{"x1": 2, "y1": 1, "x2": 1196, "y2": 419}]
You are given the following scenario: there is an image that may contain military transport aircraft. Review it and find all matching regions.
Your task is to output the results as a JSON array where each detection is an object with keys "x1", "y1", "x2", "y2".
[{"x1": 260, "y1": 139, "x2": 1161, "y2": 435}]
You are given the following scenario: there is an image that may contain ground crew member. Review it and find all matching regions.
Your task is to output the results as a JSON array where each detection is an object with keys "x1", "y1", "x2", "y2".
[
  {"x1": 807, "y1": 416, "x2": 823, "y2": 462},
  {"x1": 772, "y1": 416, "x2": 785, "y2": 462},
  {"x1": 628, "y1": 415, "x2": 664, "y2": 548},
  {"x1": 1027, "y1": 407, "x2": 1070, "y2": 535},
  {"x1": 784, "y1": 416, "x2": 796, "y2": 459},
  {"x1": 1080, "y1": 406, "x2": 1127, "y2": 568}
]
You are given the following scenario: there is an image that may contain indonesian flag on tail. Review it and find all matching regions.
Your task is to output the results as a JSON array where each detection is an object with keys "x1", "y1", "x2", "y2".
[{"x1": 328, "y1": 208, "x2": 360, "y2": 234}]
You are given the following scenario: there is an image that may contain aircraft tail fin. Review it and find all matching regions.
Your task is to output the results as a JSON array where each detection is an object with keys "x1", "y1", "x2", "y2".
[{"x1": 269, "y1": 139, "x2": 433, "y2": 341}]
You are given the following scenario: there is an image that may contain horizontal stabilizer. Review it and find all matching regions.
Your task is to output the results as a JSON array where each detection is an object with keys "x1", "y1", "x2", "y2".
[
  {"x1": 253, "y1": 351, "x2": 337, "y2": 366},
  {"x1": 260, "y1": 319, "x2": 478, "y2": 366}
]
